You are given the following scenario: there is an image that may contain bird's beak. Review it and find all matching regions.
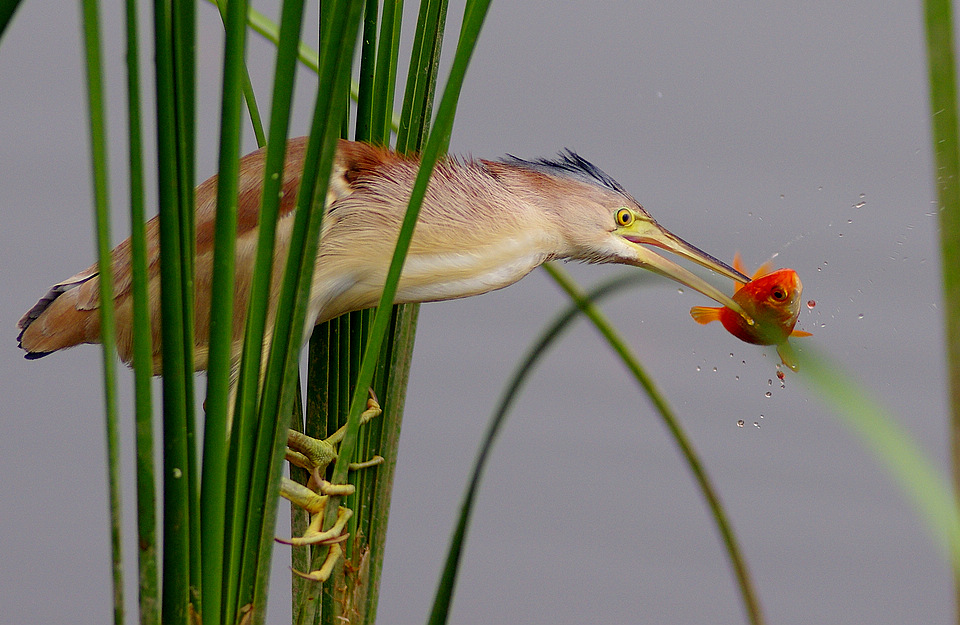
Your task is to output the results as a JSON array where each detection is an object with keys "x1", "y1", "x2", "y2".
[{"x1": 620, "y1": 219, "x2": 751, "y2": 316}]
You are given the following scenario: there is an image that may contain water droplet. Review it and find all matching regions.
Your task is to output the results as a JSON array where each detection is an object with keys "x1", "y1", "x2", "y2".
[
  {"x1": 853, "y1": 201, "x2": 866, "y2": 209},
  {"x1": 696, "y1": 366, "x2": 701, "y2": 372},
  {"x1": 729, "y1": 353, "x2": 734, "y2": 358},
  {"x1": 807, "y1": 300, "x2": 816, "y2": 309},
  {"x1": 737, "y1": 420, "x2": 745, "y2": 428},
  {"x1": 776, "y1": 370, "x2": 785, "y2": 381},
  {"x1": 765, "y1": 391, "x2": 772, "y2": 398},
  {"x1": 838, "y1": 232, "x2": 844, "y2": 237},
  {"x1": 858, "y1": 313, "x2": 864, "y2": 319},
  {"x1": 735, "y1": 375, "x2": 740, "y2": 381},
  {"x1": 817, "y1": 186, "x2": 823, "y2": 191},
  {"x1": 847, "y1": 219, "x2": 853, "y2": 224},
  {"x1": 173, "y1": 468, "x2": 182, "y2": 479},
  {"x1": 677, "y1": 287, "x2": 684, "y2": 295},
  {"x1": 754, "y1": 421, "x2": 761, "y2": 428},
  {"x1": 712, "y1": 367, "x2": 718, "y2": 373},
  {"x1": 859, "y1": 193, "x2": 866, "y2": 199},
  {"x1": 759, "y1": 414, "x2": 764, "y2": 419},
  {"x1": 767, "y1": 379, "x2": 773, "y2": 386},
  {"x1": 780, "y1": 194, "x2": 785, "y2": 199},
  {"x1": 271, "y1": 172, "x2": 280, "y2": 180}
]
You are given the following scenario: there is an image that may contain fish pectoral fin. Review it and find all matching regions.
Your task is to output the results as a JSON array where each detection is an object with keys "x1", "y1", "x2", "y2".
[
  {"x1": 776, "y1": 340, "x2": 801, "y2": 372},
  {"x1": 689, "y1": 306, "x2": 722, "y2": 325},
  {"x1": 790, "y1": 329, "x2": 813, "y2": 338}
]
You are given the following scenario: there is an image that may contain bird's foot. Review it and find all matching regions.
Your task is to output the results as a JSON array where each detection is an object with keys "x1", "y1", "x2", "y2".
[
  {"x1": 277, "y1": 391, "x2": 385, "y2": 581},
  {"x1": 284, "y1": 391, "x2": 384, "y2": 489},
  {"x1": 277, "y1": 479, "x2": 354, "y2": 547}
]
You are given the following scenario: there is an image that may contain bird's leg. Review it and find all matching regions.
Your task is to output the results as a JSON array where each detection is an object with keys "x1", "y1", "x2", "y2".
[{"x1": 277, "y1": 391, "x2": 385, "y2": 580}]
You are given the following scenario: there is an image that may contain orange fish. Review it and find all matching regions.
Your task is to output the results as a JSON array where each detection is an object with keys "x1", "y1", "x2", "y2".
[{"x1": 690, "y1": 254, "x2": 812, "y2": 370}]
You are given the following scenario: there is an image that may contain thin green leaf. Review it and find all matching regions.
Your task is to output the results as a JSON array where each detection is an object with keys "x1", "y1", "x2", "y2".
[
  {"x1": 797, "y1": 348, "x2": 960, "y2": 567},
  {"x1": 541, "y1": 263, "x2": 764, "y2": 625},
  {"x1": 79, "y1": 1, "x2": 124, "y2": 622},
  {"x1": 327, "y1": 0, "x2": 493, "y2": 616},
  {"x1": 199, "y1": 0, "x2": 250, "y2": 620},
  {"x1": 237, "y1": 2, "x2": 365, "y2": 623},
  {"x1": 427, "y1": 272, "x2": 651, "y2": 623},
  {"x1": 153, "y1": 0, "x2": 195, "y2": 618},
  {"x1": 122, "y1": 0, "x2": 158, "y2": 621},
  {"x1": 922, "y1": 0, "x2": 960, "y2": 604},
  {"x1": 0, "y1": 0, "x2": 22, "y2": 44}
]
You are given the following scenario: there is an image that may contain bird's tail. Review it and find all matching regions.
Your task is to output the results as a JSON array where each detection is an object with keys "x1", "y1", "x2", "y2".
[{"x1": 17, "y1": 267, "x2": 102, "y2": 358}]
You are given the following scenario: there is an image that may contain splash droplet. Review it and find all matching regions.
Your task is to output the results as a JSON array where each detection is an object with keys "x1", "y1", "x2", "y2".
[
  {"x1": 754, "y1": 422, "x2": 761, "y2": 428},
  {"x1": 765, "y1": 391, "x2": 772, "y2": 398},
  {"x1": 858, "y1": 313, "x2": 864, "y2": 319},
  {"x1": 807, "y1": 300, "x2": 816, "y2": 309},
  {"x1": 696, "y1": 366, "x2": 701, "y2": 372},
  {"x1": 776, "y1": 370, "x2": 785, "y2": 382},
  {"x1": 737, "y1": 420, "x2": 745, "y2": 428}
]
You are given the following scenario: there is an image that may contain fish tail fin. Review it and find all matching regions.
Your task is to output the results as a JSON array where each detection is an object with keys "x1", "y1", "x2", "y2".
[
  {"x1": 776, "y1": 340, "x2": 801, "y2": 371},
  {"x1": 791, "y1": 329, "x2": 813, "y2": 338},
  {"x1": 690, "y1": 306, "x2": 722, "y2": 325}
]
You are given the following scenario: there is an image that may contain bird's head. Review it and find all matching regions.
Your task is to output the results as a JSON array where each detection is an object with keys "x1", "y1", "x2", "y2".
[{"x1": 503, "y1": 150, "x2": 751, "y2": 315}]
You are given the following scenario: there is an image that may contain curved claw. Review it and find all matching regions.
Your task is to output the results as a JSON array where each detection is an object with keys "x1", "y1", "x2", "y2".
[
  {"x1": 290, "y1": 544, "x2": 344, "y2": 583},
  {"x1": 277, "y1": 503, "x2": 353, "y2": 547}
]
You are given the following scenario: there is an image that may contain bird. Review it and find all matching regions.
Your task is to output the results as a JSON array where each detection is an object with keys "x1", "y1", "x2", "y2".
[
  {"x1": 17, "y1": 136, "x2": 750, "y2": 371},
  {"x1": 16, "y1": 136, "x2": 754, "y2": 578}
]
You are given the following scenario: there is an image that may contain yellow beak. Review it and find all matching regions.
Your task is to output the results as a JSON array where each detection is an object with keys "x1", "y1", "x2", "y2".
[{"x1": 620, "y1": 219, "x2": 751, "y2": 317}]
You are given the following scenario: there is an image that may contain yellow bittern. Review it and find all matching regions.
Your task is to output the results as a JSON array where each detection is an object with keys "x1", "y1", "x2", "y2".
[{"x1": 17, "y1": 137, "x2": 750, "y2": 577}]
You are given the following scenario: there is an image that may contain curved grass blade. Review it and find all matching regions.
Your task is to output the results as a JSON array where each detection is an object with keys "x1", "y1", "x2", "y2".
[
  {"x1": 79, "y1": 2, "x2": 125, "y2": 622},
  {"x1": 542, "y1": 263, "x2": 764, "y2": 625},
  {"x1": 797, "y1": 349, "x2": 960, "y2": 565},
  {"x1": 210, "y1": 0, "x2": 266, "y2": 146},
  {"x1": 427, "y1": 271, "x2": 650, "y2": 624},
  {"x1": 427, "y1": 267, "x2": 764, "y2": 625}
]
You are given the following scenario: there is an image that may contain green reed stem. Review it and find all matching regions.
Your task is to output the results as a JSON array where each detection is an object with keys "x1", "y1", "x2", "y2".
[{"x1": 80, "y1": 1, "x2": 124, "y2": 622}]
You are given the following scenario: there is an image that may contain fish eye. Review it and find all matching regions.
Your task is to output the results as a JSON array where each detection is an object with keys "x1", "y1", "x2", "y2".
[
  {"x1": 615, "y1": 208, "x2": 634, "y2": 227},
  {"x1": 771, "y1": 288, "x2": 786, "y2": 300}
]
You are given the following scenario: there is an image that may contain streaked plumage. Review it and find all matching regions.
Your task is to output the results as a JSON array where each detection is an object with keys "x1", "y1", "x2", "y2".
[{"x1": 18, "y1": 137, "x2": 750, "y2": 371}]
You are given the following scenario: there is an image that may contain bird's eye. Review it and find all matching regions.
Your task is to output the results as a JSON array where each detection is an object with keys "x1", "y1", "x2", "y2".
[{"x1": 616, "y1": 208, "x2": 634, "y2": 227}]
